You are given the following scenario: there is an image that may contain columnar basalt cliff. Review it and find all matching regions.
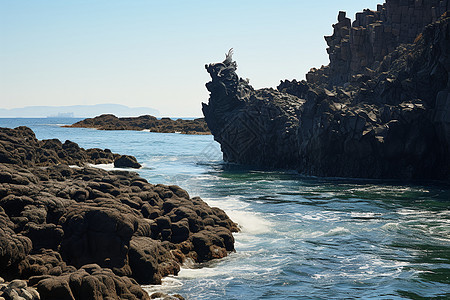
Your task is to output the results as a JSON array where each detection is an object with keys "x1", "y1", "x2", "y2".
[
  {"x1": 306, "y1": 0, "x2": 450, "y2": 86},
  {"x1": 202, "y1": 0, "x2": 450, "y2": 180},
  {"x1": 0, "y1": 127, "x2": 238, "y2": 300},
  {"x1": 309, "y1": 0, "x2": 450, "y2": 86}
]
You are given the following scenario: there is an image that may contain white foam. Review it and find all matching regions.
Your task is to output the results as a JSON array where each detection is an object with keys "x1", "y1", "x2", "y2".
[
  {"x1": 68, "y1": 165, "x2": 82, "y2": 169},
  {"x1": 142, "y1": 276, "x2": 183, "y2": 295},
  {"x1": 381, "y1": 222, "x2": 400, "y2": 231},
  {"x1": 311, "y1": 273, "x2": 328, "y2": 280},
  {"x1": 228, "y1": 210, "x2": 272, "y2": 235},
  {"x1": 177, "y1": 266, "x2": 223, "y2": 279},
  {"x1": 87, "y1": 163, "x2": 142, "y2": 171},
  {"x1": 87, "y1": 163, "x2": 115, "y2": 170},
  {"x1": 300, "y1": 214, "x2": 323, "y2": 221},
  {"x1": 322, "y1": 227, "x2": 351, "y2": 236},
  {"x1": 371, "y1": 259, "x2": 410, "y2": 268},
  {"x1": 351, "y1": 212, "x2": 380, "y2": 218},
  {"x1": 396, "y1": 209, "x2": 420, "y2": 216},
  {"x1": 177, "y1": 256, "x2": 278, "y2": 280},
  {"x1": 150, "y1": 156, "x2": 178, "y2": 162},
  {"x1": 294, "y1": 211, "x2": 341, "y2": 222}
]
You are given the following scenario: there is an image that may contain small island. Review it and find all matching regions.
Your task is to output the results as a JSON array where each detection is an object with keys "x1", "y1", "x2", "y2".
[{"x1": 64, "y1": 114, "x2": 211, "y2": 135}]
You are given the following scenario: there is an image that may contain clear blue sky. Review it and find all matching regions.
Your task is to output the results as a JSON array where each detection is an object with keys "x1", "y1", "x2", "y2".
[{"x1": 1, "y1": 0, "x2": 381, "y2": 117}]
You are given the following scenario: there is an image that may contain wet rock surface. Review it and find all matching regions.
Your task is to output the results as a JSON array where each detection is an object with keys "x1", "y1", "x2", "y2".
[
  {"x1": 202, "y1": 3, "x2": 450, "y2": 180},
  {"x1": 114, "y1": 155, "x2": 142, "y2": 169},
  {"x1": 0, "y1": 127, "x2": 238, "y2": 300},
  {"x1": 65, "y1": 114, "x2": 210, "y2": 135}
]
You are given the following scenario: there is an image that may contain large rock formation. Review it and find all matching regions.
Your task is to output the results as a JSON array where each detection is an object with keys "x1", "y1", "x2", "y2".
[
  {"x1": 308, "y1": 0, "x2": 450, "y2": 86},
  {"x1": 0, "y1": 127, "x2": 238, "y2": 300},
  {"x1": 66, "y1": 114, "x2": 210, "y2": 135},
  {"x1": 202, "y1": 1, "x2": 450, "y2": 180}
]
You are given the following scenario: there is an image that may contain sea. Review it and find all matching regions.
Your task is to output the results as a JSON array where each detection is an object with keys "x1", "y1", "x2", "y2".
[{"x1": 1, "y1": 118, "x2": 449, "y2": 300}]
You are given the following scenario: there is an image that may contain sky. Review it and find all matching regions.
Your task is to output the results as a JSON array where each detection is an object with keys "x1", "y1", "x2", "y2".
[{"x1": 0, "y1": 0, "x2": 382, "y2": 117}]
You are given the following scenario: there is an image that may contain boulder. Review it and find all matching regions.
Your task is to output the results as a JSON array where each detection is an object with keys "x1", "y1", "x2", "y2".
[
  {"x1": 114, "y1": 155, "x2": 142, "y2": 169},
  {"x1": 128, "y1": 237, "x2": 179, "y2": 284}
]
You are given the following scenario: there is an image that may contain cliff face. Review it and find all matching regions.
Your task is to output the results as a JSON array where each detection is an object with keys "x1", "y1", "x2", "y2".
[
  {"x1": 202, "y1": 0, "x2": 450, "y2": 180},
  {"x1": 202, "y1": 50, "x2": 304, "y2": 168},
  {"x1": 308, "y1": 0, "x2": 450, "y2": 86}
]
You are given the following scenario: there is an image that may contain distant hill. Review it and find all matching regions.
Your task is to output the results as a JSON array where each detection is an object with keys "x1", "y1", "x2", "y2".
[{"x1": 0, "y1": 104, "x2": 159, "y2": 118}]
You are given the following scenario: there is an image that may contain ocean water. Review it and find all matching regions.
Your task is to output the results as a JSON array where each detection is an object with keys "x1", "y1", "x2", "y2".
[{"x1": 1, "y1": 118, "x2": 449, "y2": 299}]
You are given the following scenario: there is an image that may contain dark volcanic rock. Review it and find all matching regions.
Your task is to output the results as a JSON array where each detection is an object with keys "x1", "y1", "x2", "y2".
[
  {"x1": 0, "y1": 126, "x2": 122, "y2": 167},
  {"x1": 307, "y1": 0, "x2": 450, "y2": 87},
  {"x1": 114, "y1": 155, "x2": 142, "y2": 169},
  {"x1": 65, "y1": 114, "x2": 211, "y2": 135},
  {"x1": 33, "y1": 264, "x2": 150, "y2": 300},
  {"x1": 128, "y1": 236, "x2": 179, "y2": 284},
  {"x1": 202, "y1": 4, "x2": 450, "y2": 181},
  {"x1": 0, "y1": 127, "x2": 238, "y2": 300}
]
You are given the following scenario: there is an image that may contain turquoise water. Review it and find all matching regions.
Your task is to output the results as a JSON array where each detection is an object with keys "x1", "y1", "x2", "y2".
[{"x1": 1, "y1": 118, "x2": 449, "y2": 299}]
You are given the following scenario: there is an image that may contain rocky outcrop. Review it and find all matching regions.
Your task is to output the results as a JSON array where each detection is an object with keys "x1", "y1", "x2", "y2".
[
  {"x1": 0, "y1": 126, "x2": 119, "y2": 167},
  {"x1": 0, "y1": 127, "x2": 238, "y2": 300},
  {"x1": 307, "y1": 0, "x2": 450, "y2": 86},
  {"x1": 202, "y1": 3, "x2": 450, "y2": 180},
  {"x1": 65, "y1": 114, "x2": 210, "y2": 135}
]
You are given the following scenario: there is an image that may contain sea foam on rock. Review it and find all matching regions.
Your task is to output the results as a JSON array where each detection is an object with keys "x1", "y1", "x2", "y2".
[
  {"x1": 0, "y1": 126, "x2": 238, "y2": 300},
  {"x1": 202, "y1": 1, "x2": 450, "y2": 180}
]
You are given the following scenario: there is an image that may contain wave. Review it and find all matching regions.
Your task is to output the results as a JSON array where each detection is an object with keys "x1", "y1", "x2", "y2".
[
  {"x1": 322, "y1": 226, "x2": 351, "y2": 237},
  {"x1": 142, "y1": 276, "x2": 183, "y2": 296},
  {"x1": 205, "y1": 197, "x2": 273, "y2": 235}
]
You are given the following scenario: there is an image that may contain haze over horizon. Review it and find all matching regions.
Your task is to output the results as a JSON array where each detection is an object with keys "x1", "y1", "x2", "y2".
[{"x1": 1, "y1": 0, "x2": 381, "y2": 117}]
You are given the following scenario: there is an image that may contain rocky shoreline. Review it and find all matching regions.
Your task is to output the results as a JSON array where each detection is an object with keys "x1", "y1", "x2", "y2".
[
  {"x1": 65, "y1": 114, "x2": 211, "y2": 135},
  {"x1": 202, "y1": 0, "x2": 450, "y2": 180},
  {"x1": 0, "y1": 126, "x2": 238, "y2": 300}
]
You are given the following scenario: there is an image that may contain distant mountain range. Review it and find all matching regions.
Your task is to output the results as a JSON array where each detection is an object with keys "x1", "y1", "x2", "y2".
[{"x1": 0, "y1": 104, "x2": 159, "y2": 118}]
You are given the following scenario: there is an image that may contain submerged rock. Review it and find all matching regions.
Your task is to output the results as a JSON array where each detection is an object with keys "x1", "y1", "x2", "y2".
[{"x1": 202, "y1": 4, "x2": 450, "y2": 180}]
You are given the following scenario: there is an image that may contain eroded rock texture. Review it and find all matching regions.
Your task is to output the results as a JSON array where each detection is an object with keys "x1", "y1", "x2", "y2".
[
  {"x1": 308, "y1": 0, "x2": 450, "y2": 86},
  {"x1": 0, "y1": 127, "x2": 238, "y2": 300},
  {"x1": 203, "y1": 3, "x2": 450, "y2": 180}
]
